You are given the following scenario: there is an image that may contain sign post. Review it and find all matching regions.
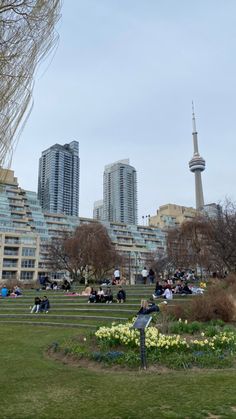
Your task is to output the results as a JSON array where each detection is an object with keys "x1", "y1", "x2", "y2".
[{"x1": 132, "y1": 314, "x2": 152, "y2": 370}]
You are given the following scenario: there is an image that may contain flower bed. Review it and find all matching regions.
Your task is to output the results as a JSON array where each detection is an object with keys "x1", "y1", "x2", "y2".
[{"x1": 57, "y1": 319, "x2": 236, "y2": 369}]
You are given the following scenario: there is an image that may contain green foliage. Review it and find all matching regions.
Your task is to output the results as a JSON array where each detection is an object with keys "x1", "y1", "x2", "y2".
[{"x1": 169, "y1": 320, "x2": 202, "y2": 335}]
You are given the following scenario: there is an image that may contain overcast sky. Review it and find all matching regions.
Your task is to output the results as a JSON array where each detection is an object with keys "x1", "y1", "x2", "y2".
[{"x1": 12, "y1": 0, "x2": 236, "y2": 222}]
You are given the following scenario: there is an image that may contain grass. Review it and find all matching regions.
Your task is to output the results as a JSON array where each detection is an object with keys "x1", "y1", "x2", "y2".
[{"x1": 1, "y1": 324, "x2": 236, "y2": 418}]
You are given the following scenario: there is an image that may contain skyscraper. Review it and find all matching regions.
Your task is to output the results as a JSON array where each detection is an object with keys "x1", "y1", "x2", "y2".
[
  {"x1": 38, "y1": 140, "x2": 80, "y2": 216},
  {"x1": 189, "y1": 105, "x2": 206, "y2": 210},
  {"x1": 93, "y1": 200, "x2": 104, "y2": 221},
  {"x1": 103, "y1": 159, "x2": 138, "y2": 224}
]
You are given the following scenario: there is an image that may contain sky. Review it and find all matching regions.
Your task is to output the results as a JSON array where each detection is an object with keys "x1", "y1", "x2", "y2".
[{"x1": 12, "y1": 0, "x2": 236, "y2": 222}]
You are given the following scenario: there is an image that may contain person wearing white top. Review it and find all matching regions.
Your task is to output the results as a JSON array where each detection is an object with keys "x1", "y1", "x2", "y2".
[
  {"x1": 141, "y1": 267, "x2": 148, "y2": 284},
  {"x1": 163, "y1": 288, "x2": 173, "y2": 300},
  {"x1": 114, "y1": 268, "x2": 120, "y2": 284}
]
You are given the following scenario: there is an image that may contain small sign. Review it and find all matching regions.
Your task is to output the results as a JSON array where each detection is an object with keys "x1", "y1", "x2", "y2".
[{"x1": 132, "y1": 314, "x2": 152, "y2": 330}]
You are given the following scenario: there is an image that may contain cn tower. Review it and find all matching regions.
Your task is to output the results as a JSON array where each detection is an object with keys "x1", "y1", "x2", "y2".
[{"x1": 189, "y1": 103, "x2": 206, "y2": 210}]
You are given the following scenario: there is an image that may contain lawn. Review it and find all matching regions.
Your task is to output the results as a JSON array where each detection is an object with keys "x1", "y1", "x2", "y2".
[{"x1": 1, "y1": 324, "x2": 236, "y2": 419}]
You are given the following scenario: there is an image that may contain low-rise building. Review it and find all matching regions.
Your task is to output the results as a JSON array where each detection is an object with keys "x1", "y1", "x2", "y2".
[{"x1": 149, "y1": 203, "x2": 198, "y2": 229}]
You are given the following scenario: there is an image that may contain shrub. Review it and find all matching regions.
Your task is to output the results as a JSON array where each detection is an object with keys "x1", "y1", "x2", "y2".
[
  {"x1": 189, "y1": 287, "x2": 235, "y2": 322},
  {"x1": 170, "y1": 302, "x2": 191, "y2": 321}
]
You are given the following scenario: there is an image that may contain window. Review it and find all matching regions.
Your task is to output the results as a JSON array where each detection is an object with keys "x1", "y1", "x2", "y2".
[
  {"x1": 21, "y1": 259, "x2": 35, "y2": 268},
  {"x1": 22, "y1": 247, "x2": 36, "y2": 257},
  {"x1": 20, "y1": 271, "x2": 34, "y2": 280},
  {"x1": 2, "y1": 271, "x2": 17, "y2": 279}
]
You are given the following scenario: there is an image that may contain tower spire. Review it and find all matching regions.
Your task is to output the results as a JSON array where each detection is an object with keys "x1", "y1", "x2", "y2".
[
  {"x1": 189, "y1": 103, "x2": 206, "y2": 210},
  {"x1": 192, "y1": 101, "x2": 199, "y2": 154}
]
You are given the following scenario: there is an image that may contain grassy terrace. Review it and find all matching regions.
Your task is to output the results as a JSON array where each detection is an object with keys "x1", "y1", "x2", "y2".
[
  {"x1": 0, "y1": 285, "x2": 189, "y2": 327},
  {"x1": 0, "y1": 326, "x2": 236, "y2": 418},
  {"x1": 1, "y1": 285, "x2": 236, "y2": 418}
]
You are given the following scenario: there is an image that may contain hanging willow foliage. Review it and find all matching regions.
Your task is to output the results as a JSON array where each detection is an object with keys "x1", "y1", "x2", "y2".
[{"x1": 0, "y1": 0, "x2": 61, "y2": 171}]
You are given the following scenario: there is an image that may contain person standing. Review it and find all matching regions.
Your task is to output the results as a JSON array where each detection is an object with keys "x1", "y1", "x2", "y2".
[
  {"x1": 141, "y1": 267, "x2": 148, "y2": 285},
  {"x1": 148, "y1": 268, "x2": 155, "y2": 284},
  {"x1": 113, "y1": 268, "x2": 120, "y2": 285}
]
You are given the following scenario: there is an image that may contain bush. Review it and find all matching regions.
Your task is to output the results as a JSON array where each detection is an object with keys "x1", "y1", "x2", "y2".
[{"x1": 189, "y1": 286, "x2": 235, "y2": 322}]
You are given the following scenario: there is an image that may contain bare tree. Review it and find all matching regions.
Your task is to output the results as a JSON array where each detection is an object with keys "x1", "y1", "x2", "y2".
[
  {"x1": 47, "y1": 222, "x2": 122, "y2": 282},
  {"x1": 166, "y1": 201, "x2": 236, "y2": 275},
  {"x1": 0, "y1": 0, "x2": 61, "y2": 171},
  {"x1": 47, "y1": 231, "x2": 84, "y2": 281},
  {"x1": 204, "y1": 201, "x2": 236, "y2": 274}
]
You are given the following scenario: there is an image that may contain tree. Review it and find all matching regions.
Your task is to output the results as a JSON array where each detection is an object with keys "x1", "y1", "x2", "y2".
[
  {"x1": 0, "y1": 1, "x2": 61, "y2": 170},
  {"x1": 47, "y1": 222, "x2": 122, "y2": 281},
  {"x1": 47, "y1": 230, "x2": 84, "y2": 281},
  {"x1": 204, "y1": 201, "x2": 236, "y2": 274},
  {"x1": 167, "y1": 217, "x2": 211, "y2": 273},
  {"x1": 166, "y1": 201, "x2": 236, "y2": 275}
]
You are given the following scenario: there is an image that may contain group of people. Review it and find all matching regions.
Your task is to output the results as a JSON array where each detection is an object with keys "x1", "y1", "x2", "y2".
[
  {"x1": 30, "y1": 296, "x2": 50, "y2": 313},
  {"x1": 39, "y1": 277, "x2": 71, "y2": 292},
  {"x1": 1, "y1": 285, "x2": 22, "y2": 298},
  {"x1": 152, "y1": 278, "x2": 206, "y2": 300},
  {"x1": 87, "y1": 286, "x2": 126, "y2": 304}
]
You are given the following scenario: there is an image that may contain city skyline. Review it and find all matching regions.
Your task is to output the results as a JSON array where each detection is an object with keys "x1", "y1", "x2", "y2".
[{"x1": 11, "y1": 1, "x2": 236, "y2": 222}]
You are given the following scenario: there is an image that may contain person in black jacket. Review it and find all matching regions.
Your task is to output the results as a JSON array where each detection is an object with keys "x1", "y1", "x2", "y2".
[
  {"x1": 39, "y1": 296, "x2": 50, "y2": 313},
  {"x1": 30, "y1": 296, "x2": 41, "y2": 313},
  {"x1": 116, "y1": 287, "x2": 126, "y2": 303},
  {"x1": 137, "y1": 299, "x2": 159, "y2": 315}
]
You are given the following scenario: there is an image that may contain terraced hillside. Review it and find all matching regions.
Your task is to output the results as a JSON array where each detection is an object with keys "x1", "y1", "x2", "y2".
[{"x1": 0, "y1": 285, "x2": 191, "y2": 329}]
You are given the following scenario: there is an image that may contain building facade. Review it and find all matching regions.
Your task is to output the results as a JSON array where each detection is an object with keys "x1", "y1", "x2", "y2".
[
  {"x1": 93, "y1": 200, "x2": 104, "y2": 221},
  {"x1": 38, "y1": 140, "x2": 80, "y2": 216},
  {"x1": 149, "y1": 203, "x2": 198, "y2": 229},
  {"x1": 103, "y1": 159, "x2": 138, "y2": 225},
  {"x1": 0, "y1": 169, "x2": 164, "y2": 283}
]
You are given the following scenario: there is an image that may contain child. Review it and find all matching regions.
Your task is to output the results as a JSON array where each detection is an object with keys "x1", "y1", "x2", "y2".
[{"x1": 31, "y1": 296, "x2": 41, "y2": 313}]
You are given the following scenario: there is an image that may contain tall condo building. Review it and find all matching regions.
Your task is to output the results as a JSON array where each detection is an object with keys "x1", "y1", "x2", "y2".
[
  {"x1": 189, "y1": 105, "x2": 206, "y2": 210},
  {"x1": 93, "y1": 200, "x2": 104, "y2": 221},
  {"x1": 38, "y1": 140, "x2": 80, "y2": 216},
  {"x1": 103, "y1": 159, "x2": 138, "y2": 225}
]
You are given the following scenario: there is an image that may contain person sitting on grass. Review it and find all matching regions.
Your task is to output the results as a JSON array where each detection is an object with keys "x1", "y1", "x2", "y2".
[
  {"x1": 116, "y1": 286, "x2": 126, "y2": 303},
  {"x1": 137, "y1": 299, "x2": 160, "y2": 315},
  {"x1": 88, "y1": 288, "x2": 97, "y2": 303},
  {"x1": 31, "y1": 296, "x2": 41, "y2": 313},
  {"x1": 104, "y1": 287, "x2": 113, "y2": 304},
  {"x1": 96, "y1": 287, "x2": 105, "y2": 303},
  {"x1": 182, "y1": 283, "x2": 192, "y2": 295},
  {"x1": 62, "y1": 279, "x2": 71, "y2": 292},
  {"x1": 1, "y1": 285, "x2": 9, "y2": 298},
  {"x1": 81, "y1": 285, "x2": 92, "y2": 296},
  {"x1": 152, "y1": 281, "x2": 164, "y2": 298},
  {"x1": 39, "y1": 296, "x2": 50, "y2": 313},
  {"x1": 162, "y1": 285, "x2": 173, "y2": 300}
]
